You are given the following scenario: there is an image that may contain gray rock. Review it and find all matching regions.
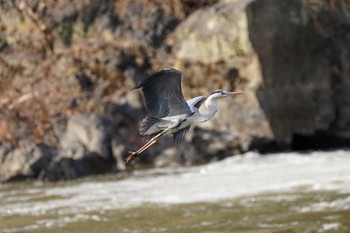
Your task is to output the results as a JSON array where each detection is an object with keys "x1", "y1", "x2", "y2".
[
  {"x1": 189, "y1": 127, "x2": 242, "y2": 162},
  {"x1": 175, "y1": 0, "x2": 254, "y2": 64},
  {"x1": 247, "y1": 0, "x2": 350, "y2": 145},
  {"x1": 153, "y1": 127, "x2": 242, "y2": 167},
  {"x1": 0, "y1": 143, "x2": 56, "y2": 182},
  {"x1": 60, "y1": 112, "x2": 113, "y2": 159},
  {"x1": 38, "y1": 112, "x2": 119, "y2": 181}
]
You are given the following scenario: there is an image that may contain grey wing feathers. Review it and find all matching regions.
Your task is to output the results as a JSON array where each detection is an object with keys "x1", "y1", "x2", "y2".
[
  {"x1": 139, "y1": 116, "x2": 160, "y2": 135},
  {"x1": 133, "y1": 68, "x2": 192, "y2": 118},
  {"x1": 173, "y1": 126, "x2": 190, "y2": 144}
]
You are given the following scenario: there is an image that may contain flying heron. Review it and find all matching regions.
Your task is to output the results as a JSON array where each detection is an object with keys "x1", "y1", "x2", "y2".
[{"x1": 125, "y1": 68, "x2": 243, "y2": 164}]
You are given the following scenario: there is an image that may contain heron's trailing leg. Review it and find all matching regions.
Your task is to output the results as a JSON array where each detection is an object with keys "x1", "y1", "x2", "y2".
[{"x1": 125, "y1": 130, "x2": 166, "y2": 164}]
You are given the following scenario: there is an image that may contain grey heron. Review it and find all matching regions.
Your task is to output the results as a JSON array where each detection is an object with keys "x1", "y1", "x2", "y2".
[{"x1": 125, "y1": 68, "x2": 243, "y2": 164}]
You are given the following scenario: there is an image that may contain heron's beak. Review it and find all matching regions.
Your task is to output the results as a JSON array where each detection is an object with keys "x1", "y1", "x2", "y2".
[{"x1": 227, "y1": 91, "x2": 244, "y2": 96}]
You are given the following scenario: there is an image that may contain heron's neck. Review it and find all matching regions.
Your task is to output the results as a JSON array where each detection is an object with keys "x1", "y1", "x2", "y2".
[{"x1": 198, "y1": 95, "x2": 218, "y2": 121}]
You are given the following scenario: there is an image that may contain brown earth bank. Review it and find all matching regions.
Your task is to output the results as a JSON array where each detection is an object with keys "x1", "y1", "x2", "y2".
[{"x1": 0, "y1": 0, "x2": 349, "y2": 182}]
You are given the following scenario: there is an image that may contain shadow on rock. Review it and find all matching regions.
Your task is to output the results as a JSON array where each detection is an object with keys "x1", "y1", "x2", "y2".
[{"x1": 39, "y1": 151, "x2": 114, "y2": 181}]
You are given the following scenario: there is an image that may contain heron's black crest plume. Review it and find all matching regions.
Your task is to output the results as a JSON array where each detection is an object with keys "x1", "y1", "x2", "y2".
[{"x1": 210, "y1": 90, "x2": 224, "y2": 95}]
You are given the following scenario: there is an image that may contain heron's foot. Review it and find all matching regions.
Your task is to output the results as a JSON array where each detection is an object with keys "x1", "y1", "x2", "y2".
[{"x1": 125, "y1": 151, "x2": 138, "y2": 165}]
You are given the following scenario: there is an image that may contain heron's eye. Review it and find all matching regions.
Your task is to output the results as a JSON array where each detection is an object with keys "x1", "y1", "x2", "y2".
[{"x1": 221, "y1": 91, "x2": 224, "y2": 95}]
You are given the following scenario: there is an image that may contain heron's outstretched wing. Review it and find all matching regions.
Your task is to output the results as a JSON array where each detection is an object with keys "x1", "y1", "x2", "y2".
[
  {"x1": 133, "y1": 68, "x2": 192, "y2": 118},
  {"x1": 173, "y1": 126, "x2": 190, "y2": 144}
]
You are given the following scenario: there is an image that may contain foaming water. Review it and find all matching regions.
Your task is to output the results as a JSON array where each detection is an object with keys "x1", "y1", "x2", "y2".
[
  {"x1": 1, "y1": 150, "x2": 350, "y2": 232},
  {"x1": 2, "y1": 151, "x2": 350, "y2": 214}
]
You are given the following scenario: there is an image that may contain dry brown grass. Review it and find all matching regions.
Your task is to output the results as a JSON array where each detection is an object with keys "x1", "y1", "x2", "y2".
[{"x1": 0, "y1": 0, "x2": 220, "y2": 145}]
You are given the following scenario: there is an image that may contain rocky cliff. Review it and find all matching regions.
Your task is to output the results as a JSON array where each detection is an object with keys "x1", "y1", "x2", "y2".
[{"x1": 1, "y1": 0, "x2": 349, "y2": 182}]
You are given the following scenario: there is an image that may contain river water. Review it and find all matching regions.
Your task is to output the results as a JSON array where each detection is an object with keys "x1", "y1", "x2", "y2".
[{"x1": 1, "y1": 150, "x2": 350, "y2": 233}]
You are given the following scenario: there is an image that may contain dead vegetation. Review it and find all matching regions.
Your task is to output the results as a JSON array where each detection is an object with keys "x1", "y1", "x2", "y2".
[{"x1": 0, "y1": 0, "x2": 220, "y2": 145}]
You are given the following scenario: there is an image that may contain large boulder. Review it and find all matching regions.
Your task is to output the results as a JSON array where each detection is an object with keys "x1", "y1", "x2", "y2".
[
  {"x1": 59, "y1": 112, "x2": 113, "y2": 159},
  {"x1": 39, "y1": 112, "x2": 116, "y2": 181},
  {"x1": 247, "y1": 0, "x2": 350, "y2": 147}
]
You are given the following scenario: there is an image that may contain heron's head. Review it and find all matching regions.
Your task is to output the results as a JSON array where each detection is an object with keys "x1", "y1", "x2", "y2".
[{"x1": 209, "y1": 90, "x2": 244, "y2": 99}]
